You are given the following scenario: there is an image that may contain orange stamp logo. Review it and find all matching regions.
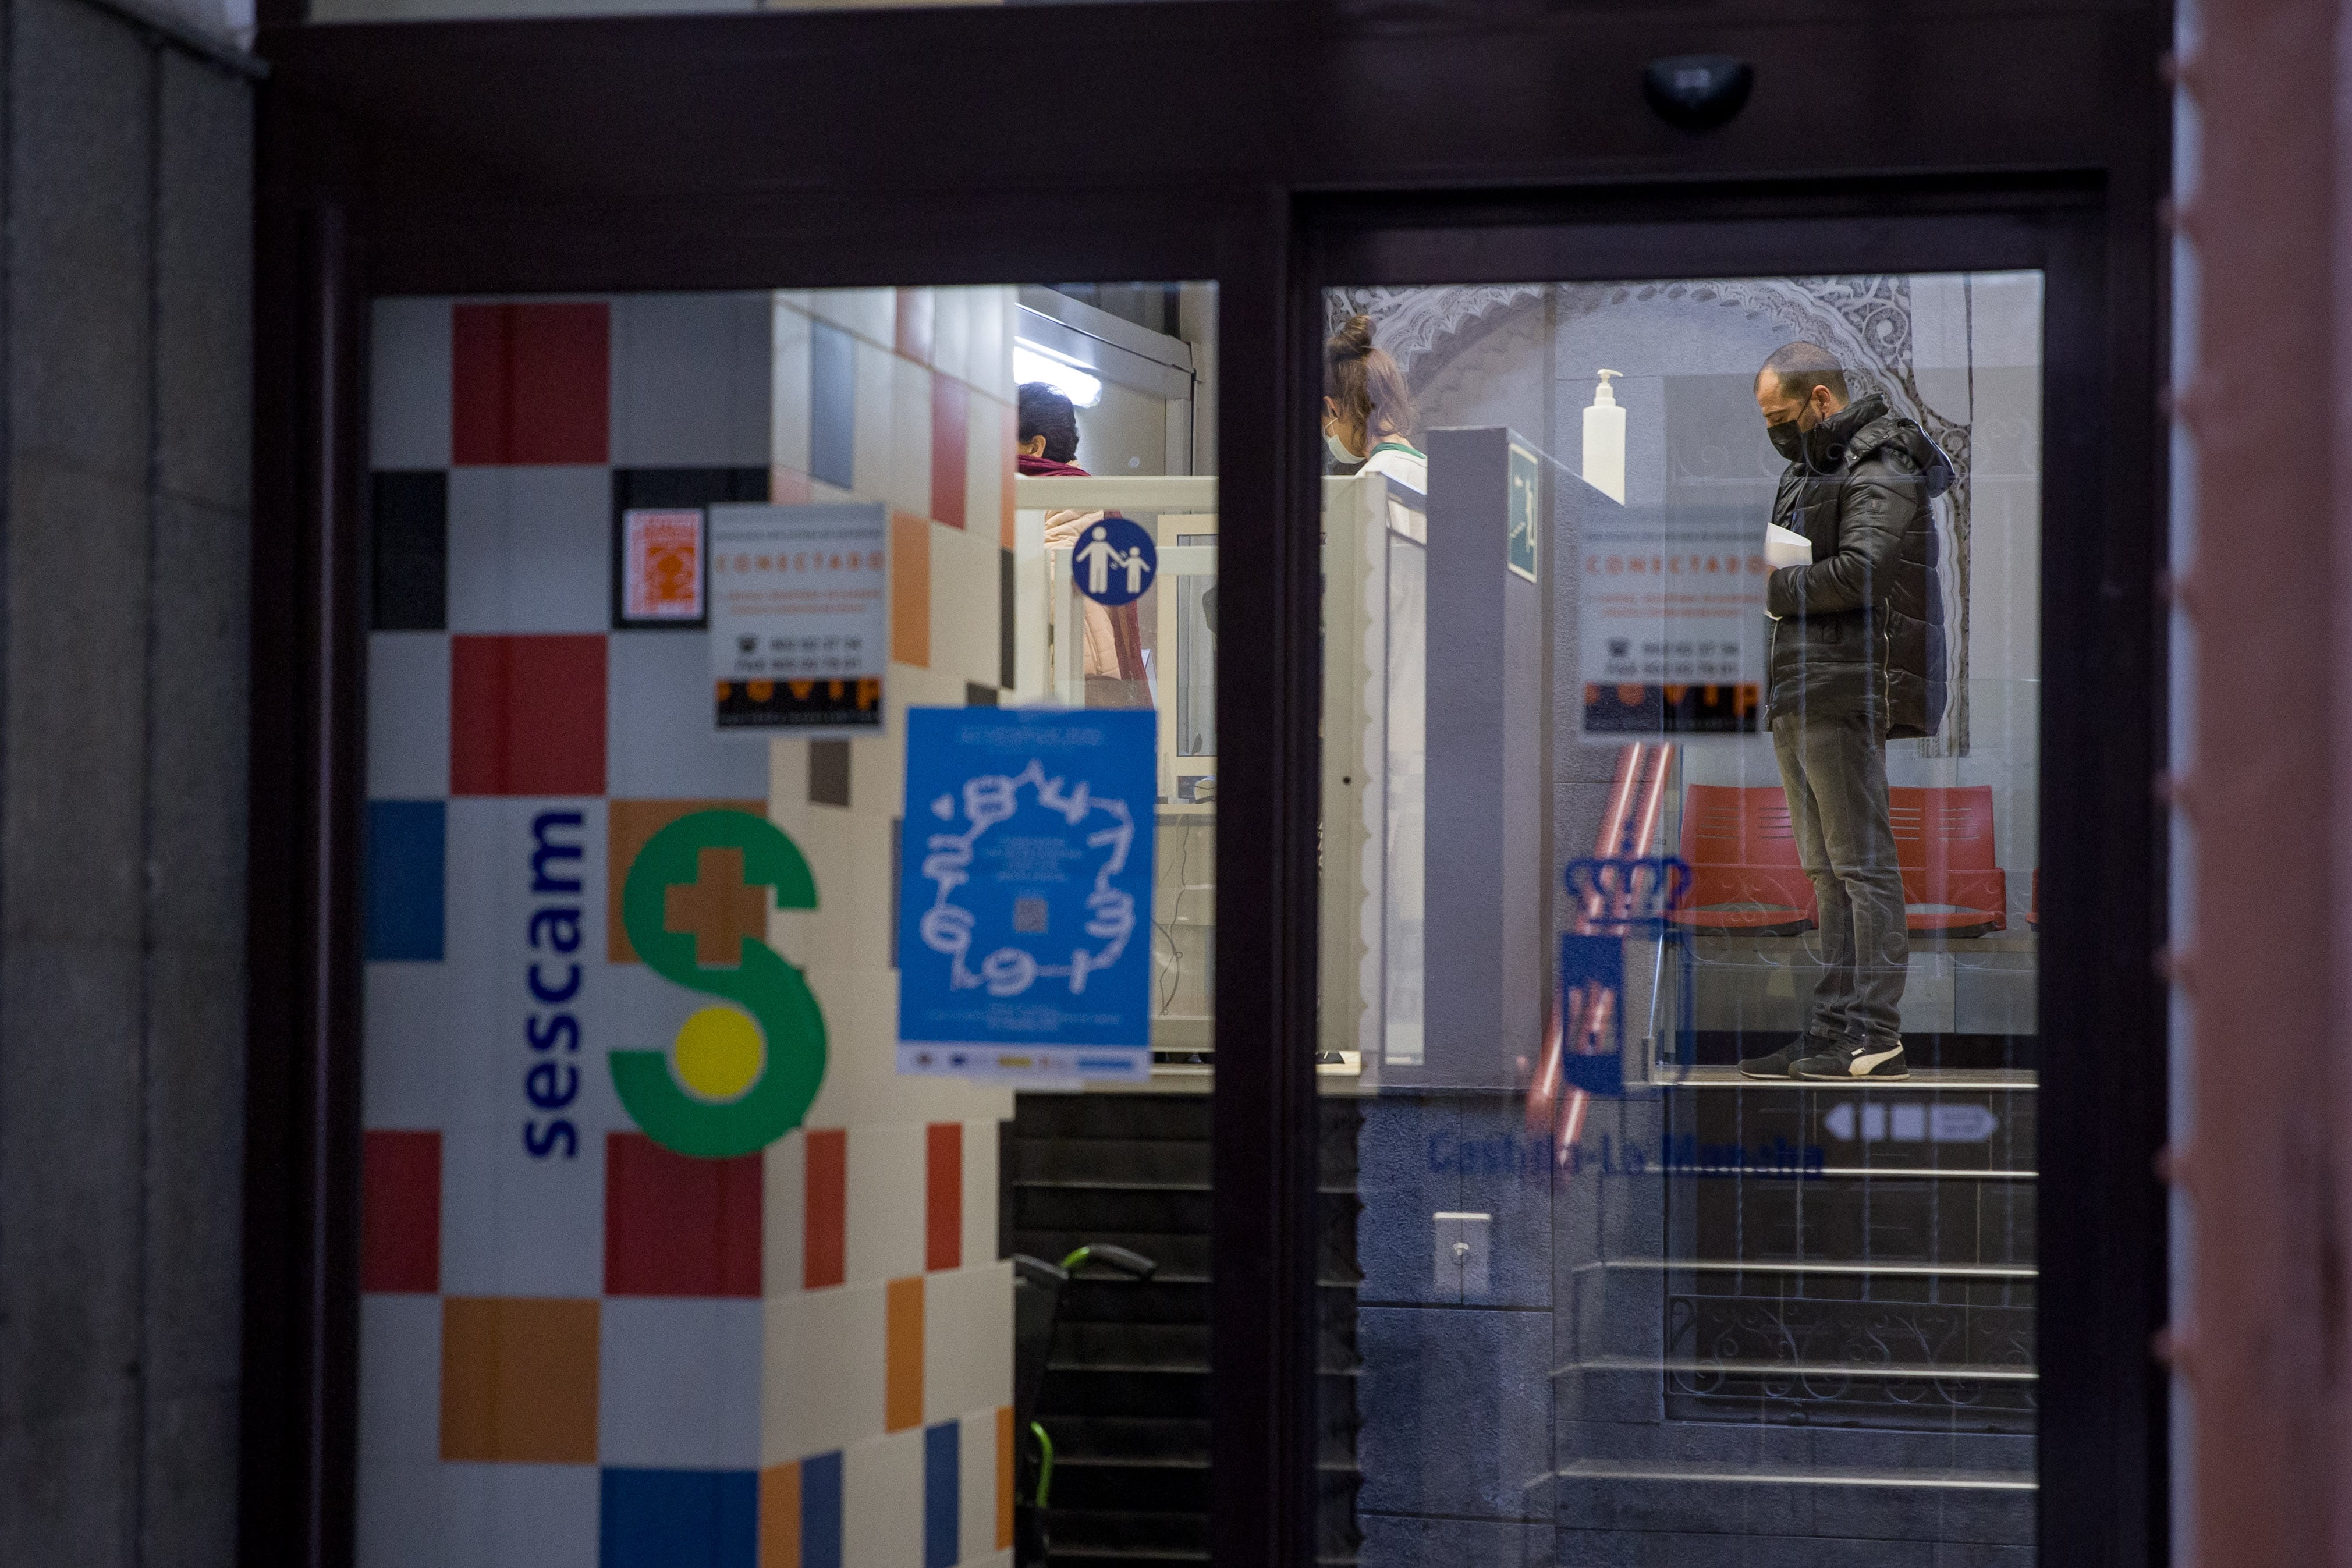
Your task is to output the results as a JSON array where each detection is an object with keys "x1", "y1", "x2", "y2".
[{"x1": 622, "y1": 508, "x2": 705, "y2": 619}]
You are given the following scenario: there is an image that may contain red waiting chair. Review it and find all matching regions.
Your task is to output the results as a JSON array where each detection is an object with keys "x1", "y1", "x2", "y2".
[
  {"x1": 1889, "y1": 786, "x2": 2009, "y2": 936},
  {"x1": 1669, "y1": 785, "x2": 1818, "y2": 935},
  {"x1": 1670, "y1": 784, "x2": 2012, "y2": 938}
]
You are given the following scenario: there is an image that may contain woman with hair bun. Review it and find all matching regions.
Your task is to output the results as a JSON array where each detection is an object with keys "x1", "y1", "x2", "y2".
[{"x1": 1322, "y1": 313, "x2": 1427, "y2": 492}]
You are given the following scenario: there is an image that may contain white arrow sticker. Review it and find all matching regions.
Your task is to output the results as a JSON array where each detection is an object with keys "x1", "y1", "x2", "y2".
[
  {"x1": 1931, "y1": 1104, "x2": 1999, "y2": 1143},
  {"x1": 1823, "y1": 1100, "x2": 1996, "y2": 1143}
]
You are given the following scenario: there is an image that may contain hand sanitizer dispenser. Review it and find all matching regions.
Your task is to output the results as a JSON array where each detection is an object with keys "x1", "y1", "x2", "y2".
[{"x1": 1583, "y1": 369, "x2": 1626, "y2": 503}]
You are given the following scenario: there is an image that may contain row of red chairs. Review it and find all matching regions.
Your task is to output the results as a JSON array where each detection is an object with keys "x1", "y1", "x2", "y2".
[{"x1": 1671, "y1": 785, "x2": 2031, "y2": 938}]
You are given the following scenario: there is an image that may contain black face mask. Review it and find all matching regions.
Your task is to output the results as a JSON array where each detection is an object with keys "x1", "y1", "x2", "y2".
[{"x1": 1767, "y1": 416, "x2": 1807, "y2": 464}]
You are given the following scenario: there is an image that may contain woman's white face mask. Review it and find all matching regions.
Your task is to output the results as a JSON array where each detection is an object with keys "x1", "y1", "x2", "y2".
[{"x1": 1324, "y1": 423, "x2": 1361, "y2": 463}]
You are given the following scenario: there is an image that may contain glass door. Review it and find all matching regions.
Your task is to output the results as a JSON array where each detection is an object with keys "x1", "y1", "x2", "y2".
[
  {"x1": 1316, "y1": 256, "x2": 2050, "y2": 1565},
  {"x1": 352, "y1": 281, "x2": 1226, "y2": 1568}
]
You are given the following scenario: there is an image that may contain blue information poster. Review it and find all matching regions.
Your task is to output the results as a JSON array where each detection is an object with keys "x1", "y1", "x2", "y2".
[{"x1": 897, "y1": 707, "x2": 1158, "y2": 1081}]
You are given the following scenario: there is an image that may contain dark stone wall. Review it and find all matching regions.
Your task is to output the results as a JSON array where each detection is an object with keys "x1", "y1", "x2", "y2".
[{"x1": 0, "y1": 5, "x2": 252, "y2": 1563}]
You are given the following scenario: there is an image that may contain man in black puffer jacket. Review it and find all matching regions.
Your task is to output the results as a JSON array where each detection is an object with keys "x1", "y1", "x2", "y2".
[{"x1": 1737, "y1": 342, "x2": 1951, "y2": 1084}]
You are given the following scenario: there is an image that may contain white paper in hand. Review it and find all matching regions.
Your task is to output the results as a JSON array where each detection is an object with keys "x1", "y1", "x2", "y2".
[{"x1": 1764, "y1": 523, "x2": 1812, "y2": 570}]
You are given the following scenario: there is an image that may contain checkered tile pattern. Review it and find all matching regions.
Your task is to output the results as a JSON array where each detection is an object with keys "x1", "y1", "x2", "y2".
[{"x1": 359, "y1": 290, "x2": 1019, "y2": 1567}]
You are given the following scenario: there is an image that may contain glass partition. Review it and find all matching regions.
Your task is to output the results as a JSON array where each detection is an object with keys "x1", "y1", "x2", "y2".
[
  {"x1": 354, "y1": 281, "x2": 1221, "y2": 1567},
  {"x1": 1318, "y1": 274, "x2": 2044, "y2": 1564}
]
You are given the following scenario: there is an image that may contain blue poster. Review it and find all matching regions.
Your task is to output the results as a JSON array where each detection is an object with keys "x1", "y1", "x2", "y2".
[{"x1": 897, "y1": 707, "x2": 1158, "y2": 1081}]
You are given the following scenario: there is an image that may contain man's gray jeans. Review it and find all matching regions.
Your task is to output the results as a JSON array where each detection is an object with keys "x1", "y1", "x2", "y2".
[{"x1": 1770, "y1": 710, "x2": 1908, "y2": 1044}]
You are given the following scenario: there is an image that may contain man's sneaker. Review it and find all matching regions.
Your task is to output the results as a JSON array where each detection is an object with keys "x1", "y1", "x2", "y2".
[
  {"x1": 1739, "y1": 1036, "x2": 1822, "y2": 1079},
  {"x1": 1795, "y1": 1037, "x2": 1910, "y2": 1080}
]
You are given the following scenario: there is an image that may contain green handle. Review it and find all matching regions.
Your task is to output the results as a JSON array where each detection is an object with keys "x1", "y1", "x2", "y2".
[{"x1": 1030, "y1": 1421, "x2": 1055, "y2": 1509}]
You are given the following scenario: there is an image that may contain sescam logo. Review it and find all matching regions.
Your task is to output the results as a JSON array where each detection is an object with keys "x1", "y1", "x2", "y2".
[{"x1": 609, "y1": 810, "x2": 828, "y2": 1159}]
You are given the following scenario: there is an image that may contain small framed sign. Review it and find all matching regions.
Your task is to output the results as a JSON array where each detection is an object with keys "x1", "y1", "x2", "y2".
[
  {"x1": 619, "y1": 508, "x2": 707, "y2": 624},
  {"x1": 709, "y1": 502, "x2": 889, "y2": 735},
  {"x1": 1506, "y1": 441, "x2": 1541, "y2": 582}
]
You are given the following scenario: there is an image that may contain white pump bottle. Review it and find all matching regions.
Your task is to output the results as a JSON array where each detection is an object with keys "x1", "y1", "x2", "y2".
[{"x1": 1582, "y1": 369, "x2": 1626, "y2": 503}]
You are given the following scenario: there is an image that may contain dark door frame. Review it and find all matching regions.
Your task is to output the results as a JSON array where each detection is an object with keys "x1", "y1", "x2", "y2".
[
  {"x1": 244, "y1": 8, "x2": 2169, "y2": 1566},
  {"x1": 1299, "y1": 187, "x2": 2165, "y2": 1568}
]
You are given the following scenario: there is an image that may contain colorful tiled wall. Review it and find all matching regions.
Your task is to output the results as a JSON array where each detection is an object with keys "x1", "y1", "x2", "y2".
[{"x1": 360, "y1": 288, "x2": 1022, "y2": 1567}]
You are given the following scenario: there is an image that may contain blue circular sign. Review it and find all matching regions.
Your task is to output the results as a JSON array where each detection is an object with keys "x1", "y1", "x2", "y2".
[{"x1": 1072, "y1": 515, "x2": 1158, "y2": 606}]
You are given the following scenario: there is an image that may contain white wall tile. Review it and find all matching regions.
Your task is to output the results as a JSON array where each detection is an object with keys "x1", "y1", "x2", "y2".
[
  {"x1": 605, "y1": 630, "x2": 771, "y2": 800},
  {"x1": 844, "y1": 1122, "x2": 924, "y2": 1285},
  {"x1": 763, "y1": 1282, "x2": 885, "y2": 1463},
  {"x1": 444, "y1": 467, "x2": 611, "y2": 634},
  {"x1": 890, "y1": 354, "x2": 934, "y2": 520},
  {"x1": 970, "y1": 289, "x2": 1014, "y2": 400},
  {"x1": 361, "y1": 1462, "x2": 601, "y2": 1568},
  {"x1": 774, "y1": 300, "x2": 813, "y2": 476},
  {"x1": 808, "y1": 288, "x2": 896, "y2": 352},
  {"x1": 1010, "y1": 509, "x2": 1046, "y2": 701},
  {"x1": 371, "y1": 297, "x2": 453, "y2": 471},
  {"x1": 957, "y1": 1407, "x2": 1000, "y2": 1563},
  {"x1": 437, "y1": 1121, "x2": 606, "y2": 1299},
  {"x1": 960, "y1": 1119, "x2": 997, "y2": 1273},
  {"x1": 928, "y1": 522, "x2": 1001, "y2": 688},
  {"x1": 931, "y1": 289, "x2": 970, "y2": 388},
  {"x1": 432, "y1": 1463, "x2": 601, "y2": 1568},
  {"x1": 764, "y1": 1129, "x2": 807, "y2": 1299},
  {"x1": 921, "y1": 1261, "x2": 1012, "y2": 1425},
  {"x1": 840, "y1": 1429, "x2": 924, "y2": 1568},
  {"x1": 355, "y1": 1457, "x2": 443, "y2": 1568},
  {"x1": 850, "y1": 340, "x2": 897, "y2": 506},
  {"x1": 370, "y1": 632, "x2": 452, "y2": 799},
  {"x1": 364, "y1": 963, "x2": 459, "y2": 1129},
  {"x1": 609, "y1": 292, "x2": 774, "y2": 469},
  {"x1": 967, "y1": 395, "x2": 1008, "y2": 551},
  {"x1": 359, "y1": 1295, "x2": 443, "y2": 1468},
  {"x1": 768, "y1": 804, "x2": 892, "y2": 974},
  {"x1": 599, "y1": 1298, "x2": 764, "y2": 1468}
]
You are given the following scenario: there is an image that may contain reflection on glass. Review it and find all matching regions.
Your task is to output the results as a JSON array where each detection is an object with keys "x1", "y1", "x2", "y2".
[
  {"x1": 1384, "y1": 530, "x2": 1427, "y2": 1067},
  {"x1": 354, "y1": 282, "x2": 1224, "y2": 1567},
  {"x1": 1319, "y1": 274, "x2": 2043, "y2": 1565},
  {"x1": 1002, "y1": 280, "x2": 1223, "y2": 1558}
]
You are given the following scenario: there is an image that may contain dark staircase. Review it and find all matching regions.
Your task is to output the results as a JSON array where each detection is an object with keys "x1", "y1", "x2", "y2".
[
  {"x1": 1546, "y1": 1067, "x2": 2039, "y2": 1563},
  {"x1": 1003, "y1": 1090, "x2": 1367, "y2": 1566}
]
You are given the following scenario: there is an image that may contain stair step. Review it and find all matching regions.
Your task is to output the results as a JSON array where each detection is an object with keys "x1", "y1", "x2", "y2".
[
  {"x1": 1545, "y1": 1460, "x2": 2035, "y2": 1545},
  {"x1": 1810, "y1": 1165, "x2": 2039, "y2": 1180},
  {"x1": 1010, "y1": 1136, "x2": 1212, "y2": 1185},
  {"x1": 1052, "y1": 1278, "x2": 1209, "y2": 1326},
  {"x1": 1014, "y1": 1231, "x2": 1212, "y2": 1277},
  {"x1": 1559, "y1": 1355, "x2": 2035, "y2": 1381},
  {"x1": 1049, "y1": 1456, "x2": 1210, "y2": 1513},
  {"x1": 1591, "y1": 1257, "x2": 2037, "y2": 1280},
  {"x1": 1040, "y1": 1509, "x2": 1207, "y2": 1553},
  {"x1": 1016, "y1": 1186, "x2": 1215, "y2": 1233},
  {"x1": 1666, "y1": 1066, "x2": 2038, "y2": 1091},
  {"x1": 1055, "y1": 1320, "x2": 1208, "y2": 1361},
  {"x1": 1033, "y1": 1416, "x2": 1209, "y2": 1462},
  {"x1": 1012, "y1": 1094, "x2": 1212, "y2": 1142}
]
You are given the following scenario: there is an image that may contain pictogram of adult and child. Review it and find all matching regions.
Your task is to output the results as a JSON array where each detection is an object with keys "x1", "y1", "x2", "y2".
[{"x1": 1073, "y1": 522, "x2": 1155, "y2": 605}]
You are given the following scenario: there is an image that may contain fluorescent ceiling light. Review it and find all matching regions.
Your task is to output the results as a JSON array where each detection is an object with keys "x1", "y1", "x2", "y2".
[{"x1": 1014, "y1": 341, "x2": 1104, "y2": 407}]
